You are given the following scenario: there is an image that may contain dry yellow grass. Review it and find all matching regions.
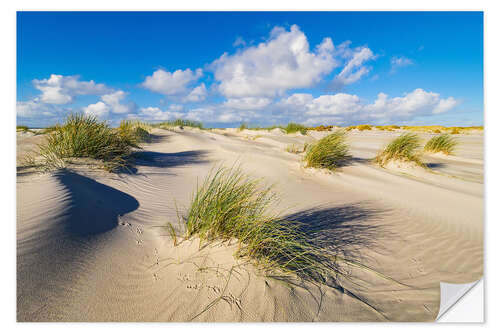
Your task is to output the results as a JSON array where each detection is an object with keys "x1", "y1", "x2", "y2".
[
  {"x1": 356, "y1": 124, "x2": 372, "y2": 131},
  {"x1": 338, "y1": 124, "x2": 483, "y2": 134}
]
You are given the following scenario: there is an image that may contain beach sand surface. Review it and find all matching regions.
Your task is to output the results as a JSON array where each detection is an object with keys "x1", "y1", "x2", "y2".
[{"x1": 16, "y1": 128, "x2": 483, "y2": 321}]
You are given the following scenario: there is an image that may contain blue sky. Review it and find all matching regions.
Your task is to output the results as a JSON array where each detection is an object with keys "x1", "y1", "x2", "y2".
[{"x1": 17, "y1": 11, "x2": 483, "y2": 128}]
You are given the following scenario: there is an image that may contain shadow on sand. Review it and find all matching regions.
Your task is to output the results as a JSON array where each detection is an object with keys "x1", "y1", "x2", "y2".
[
  {"x1": 54, "y1": 170, "x2": 139, "y2": 236},
  {"x1": 279, "y1": 203, "x2": 397, "y2": 318},
  {"x1": 17, "y1": 171, "x2": 140, "y2": 320},
  {"x1": 122, "y1": 149, "x2": 209, "y2": 174},
  {"x1": 425, "y1": 162, "x2": 446, "y2": 170},
  {"x1": 146, "y1": 133, "x2": 169, "y2": 144},
  {"x1": 316, "y1": 156, "x2": 372, "y2": 170},
  {"x1": 284, "y1": 202, "x2": 386, "y2": 261}
]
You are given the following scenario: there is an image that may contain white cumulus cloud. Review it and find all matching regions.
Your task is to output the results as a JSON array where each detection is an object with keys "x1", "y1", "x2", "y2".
[
  {"x1": 211, "y1": 24, "x2": 338, "y2": 98},
  {"x1": 82, "y1": 90, "x2": 136, "y2": 118},
  {"x1": 142, "y1": 68, "x2": 203, "y2": 96},
  {"x1": 33, "y1": 74, "x2": 110, "y2": 104},
  {"x1": 18, "y1": 74, "x2": 114, "y2": 121},
  {"x1": 100, "y1": 90, "x2": 136, "y2": 114},
  {"x1": 17, "y1": 98, "x2": 62, "y2": 118},
  {"x1": 306, "y1": 94, "x2": 363, "y2": 116},
  {"x1": 127, "y1": 88, "x2": 457, "y2": 127},
  {"x1": 134, "y1": 104, "x2": 185, "y2": 121},
  {"x1": 83, "y1": 101, "x2": 110, "y2": 118},
  {"x1": 276, "y1": 88, "x2": 459, "y2": 125},
  {"x1": 183, "y1": 83, "x2": 208, "y2": 102},
  {"x1": 280, "y1": 93, "x2": 314, "y2": 107},
  {"x1": 364, "y1": 89, "x2": 456, "y2": 119},
  {"x1": 223, "y1": 97, "x2": 272, "y2": 110},
  {"x1": 433, "y1": 97, "x2": 459, "y2": 114}
]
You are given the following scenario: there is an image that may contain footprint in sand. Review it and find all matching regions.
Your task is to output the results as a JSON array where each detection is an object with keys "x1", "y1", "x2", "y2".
[
  {"x1": 136, "y1": 226, "x2": 143, "y2": 235},
  {"x1": 118, "y1": 220, "x2": 131, "y2": 227}
]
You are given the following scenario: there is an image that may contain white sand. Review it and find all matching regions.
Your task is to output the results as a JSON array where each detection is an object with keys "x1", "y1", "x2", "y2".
[{"x1": 16, "y1": 128, "x2": 483, "y2": 321}]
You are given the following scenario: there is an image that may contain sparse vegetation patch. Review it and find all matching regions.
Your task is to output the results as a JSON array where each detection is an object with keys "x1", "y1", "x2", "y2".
[
  {"x1": 375, "y1": 133, "x2": 422, "y2": 166},
  {"x1": 36, "y1": 114, "x2": 148, "y2": 171},
  {"x1": 309, "y1": 125, "x2": 335, "y2": 132},
  {"x1": 356, "y1": 124, "x2": 372, "y2": 131},
  {"x1": 17, "y1": 125, "x2": 30, "y2": 132},
  {"x1": 153, "y1": 119, "x2": 203, "y2": 130},
  {"x1": 304, "y1": 131, "x2": 350, "y2": 170},
  {"x1": 118, "y1": 120, "x2": 152, "y2": 143},
  {"x1": 182, "y1": 166, "x2": 340, "y2": 282},
  {"x1": 284, "y1": 123, "x2": 308, "y2": 135},
  {"x1": 285, "y1": 143, "x2": 309, "y2": 154},
  {"x1": 424, "y1": 134, "x2": 458, "y2": 155}
]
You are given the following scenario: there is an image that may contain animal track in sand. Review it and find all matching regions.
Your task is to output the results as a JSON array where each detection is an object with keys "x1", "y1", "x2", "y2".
[
  {"x1": 179, "y1": 275, "x2": 224, "y2": 296},
  {"x1": 221, "y1": 292, "x2": 242, "y2": 310},
  {"x1": 207, "y1": 285, "x2": 222, "y2": 294},
  {"x1": 186, "y1": 283, "x2": 203, "y2": 290},
  {"x1": 153, "y1": 248, "x2": 159, "y2": 266},
  {"x1": 178, "y1": 273, "x2": 193, "y2": 282},
  {"x1": 118, "y1": 220, "x2": 131, "y2": 227},
  {"x1": 411, "y1": 257, "x2": 426, "y2": 274}
]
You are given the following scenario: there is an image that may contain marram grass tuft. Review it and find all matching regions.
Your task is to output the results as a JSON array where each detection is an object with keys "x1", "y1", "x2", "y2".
[
  {"x1": 182, "y1": 166, "x2": 341, "y2": 282},
  {"x1": 424, "y1": 134, "x2": 458, "y2": 155},
  {"x1": 375, "y1": 133, "x2": 422, "y2": 167},
  {"x1": 118, "y1": 120, "x2": 152, "y2": 144},
  {"x1": 304, "y1": 131, "x2": 350, "y2": 170},
  {"x1": 356, "y1": 124, "x2": 372, "y2": 131},
  {"x1": 284, "y1": 123, "x2": 308, "y2": 135},
  {"x1": 37, "y1": 114, "x2": 149, "y2": 171},
  {"x1": 285, "y1": 143, "x2": 308, "y2": 154},
  {"x1": 153, "y1": 119, "x2": 203, "y2": 130},
  {"x1": 16, "y1": 125, "x2": 30, "y2": 132}
]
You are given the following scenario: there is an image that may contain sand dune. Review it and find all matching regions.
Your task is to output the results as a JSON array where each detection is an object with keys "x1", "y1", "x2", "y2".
[{"x1": 16, "y1": 128, "x2": 483, "y2": 321}]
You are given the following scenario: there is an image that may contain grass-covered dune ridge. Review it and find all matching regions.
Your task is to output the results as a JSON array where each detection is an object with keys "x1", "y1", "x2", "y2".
[
  {"x1": 231, "y1": 123, "x2": 482, "y2": 135},
  {"x1": 118, "y1": 120, "x2": 153, "y2": 143},
  {"x1": 17, "y1": 125, "x2": 30, "y2": 132},
  {"x1": 304, "y1": 130, "x2": 350, "y2": 171},
  {"x1": 183, "y1": 166, "x2": 341, "y2": 282},
  {"x1": 375, "y1": 133, "x2": 422, "y2": 167},
  {"x1": 36, "y1": 114, "x2": 150, "y2": 171},
  {"x1": 238, "y1": 122, "x2": 308, "y2": 135},
  {"x1": 283, "y1": 122, "x2": 308, "y2": 135},
  {"x1": 424, "y1": 134, "x2": 458, "y2": 155},
  {"x1": 152, "y1": 119, "x2": 203, "y2": 130}
]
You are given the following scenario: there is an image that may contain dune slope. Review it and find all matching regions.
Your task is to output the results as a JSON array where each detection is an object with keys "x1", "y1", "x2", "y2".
[{"x1": 16, "y1": 128, "x2": 483, "y2": 322}]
